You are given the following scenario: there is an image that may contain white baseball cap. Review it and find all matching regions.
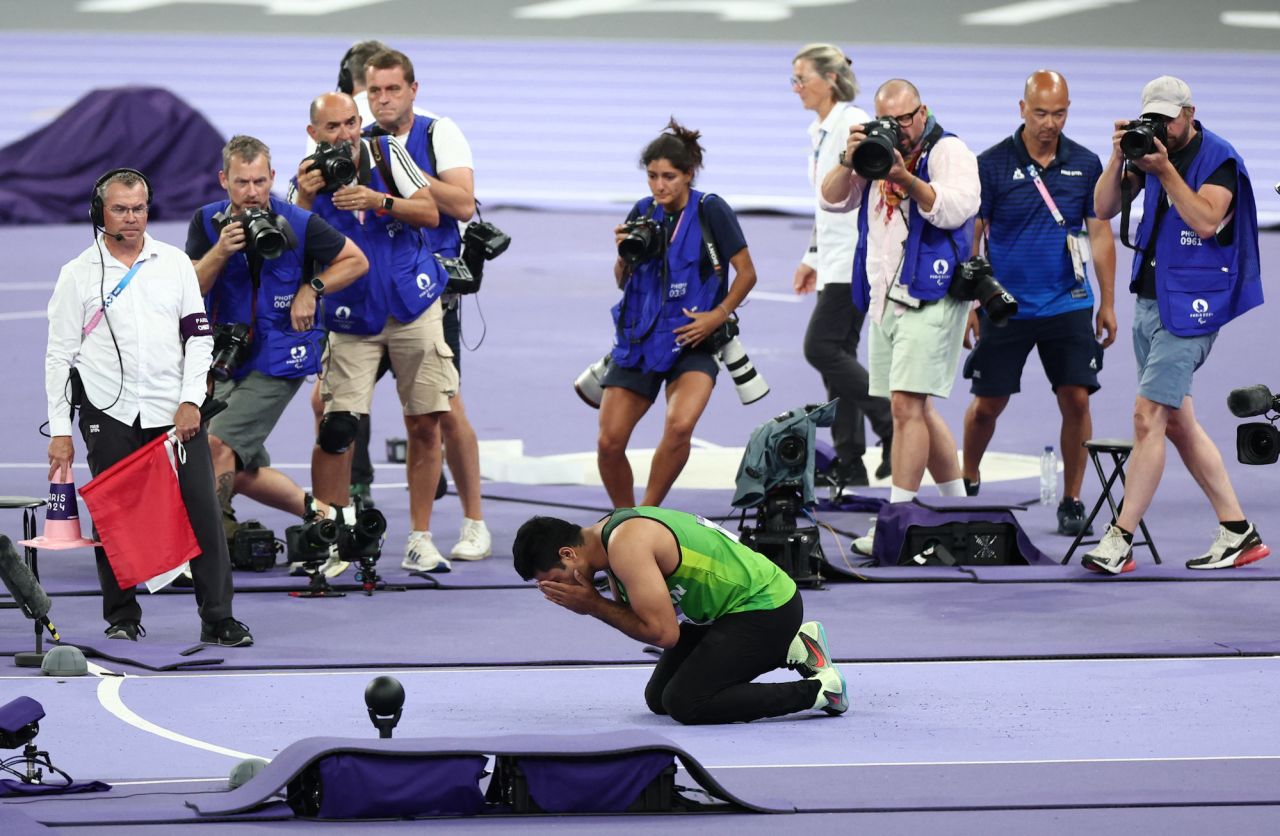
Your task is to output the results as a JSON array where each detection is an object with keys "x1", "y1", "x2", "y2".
[{"x1": 1141, "y1": 76, "x2": 1193, "y2": 119}]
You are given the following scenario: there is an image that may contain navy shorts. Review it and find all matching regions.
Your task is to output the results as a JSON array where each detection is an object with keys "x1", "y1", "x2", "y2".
[
  {"x1": 965, "y1": 307, "x2": 1102, "y2": 397},
  {"x1": 602, "y1": 350, "x2": 718, "y2": 402}
]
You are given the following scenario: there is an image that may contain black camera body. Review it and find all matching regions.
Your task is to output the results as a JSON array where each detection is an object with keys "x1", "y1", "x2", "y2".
[
  {"x1": 852, "y1": 117, "x2": 905, "y2": 180},
  {"x1": 1120, "y1": 117, "x2": 1169, "y2": 161},
  {"x1": 210, "y1": 322, "x2": 252, "y2": 382},
  {"x1": 307, "y1": 141, "x2": 357, "y2": 193},
  {"x1": 948, "y1": 255, "x2": 1019, "y2": 327},
  {"x1": 1228, "y1": 383, "x2": 1280, "y2": 465},
  {"x1": 285, "y1": 517, "x2": 339, "y2": 564},
  {"x1": 229, "y1": 520, "x2": 280, "y2": 572},
  {"x1": 450, "y1": 220, "x2": 512, "y2": 293},
  {"x1": 213, "y1": 207, "x2": 291, "y2": 260},
  {"x1": 618, "y1": 217, "x2": 664, "y2": 265}
]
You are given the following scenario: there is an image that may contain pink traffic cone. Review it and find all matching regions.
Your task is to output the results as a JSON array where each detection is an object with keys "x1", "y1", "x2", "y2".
[{"x1": 18, "y1": 475, "x2": 99, "y2": 550}]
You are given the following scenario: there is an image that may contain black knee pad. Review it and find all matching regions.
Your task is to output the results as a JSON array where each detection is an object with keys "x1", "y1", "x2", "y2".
[{"x1": 317, "y1": 411, "x2": 361, "y2": 454}]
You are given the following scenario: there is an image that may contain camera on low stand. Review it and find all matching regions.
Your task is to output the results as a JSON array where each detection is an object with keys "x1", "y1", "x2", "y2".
[
  {"x1": 340, "y1": 503, "x2": 392, "y2": 595},
  {"x1": 731, "y1": 401, "x2": 838, "y2": 588},
  {"x1": 1227, "y1": 383, "x2": 1280, "y2": 465},
  {"x1": 286, "y1": 516, "x2": 343, "y2": 598}
]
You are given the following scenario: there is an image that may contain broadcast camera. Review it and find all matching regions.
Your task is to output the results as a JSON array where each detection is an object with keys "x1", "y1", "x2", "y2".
[
  {"x1": 851, "y1": 116, "x2": 905, "y2": 180},
  {"x1": 731, "y1": 401, "x2": 838, "y2": 587},
  {"x1": 1227, "y1": 384, "x2": 1280, "y2": 465},
  {"x1": 306, "y1": 141, "x2": 357, "y2": 193},
  {"x1": 618, "y1": 217, "x2": 663, "y2": 265},
  {"x1": 210, "y1": 322, "x2": 251, "y2": 382},
  {"x1": 1120, "y1": 116, "x2": 1169, "y2": 161},
  {"x1": 948, "y1": 255, "x2": 1018, "y2": 327},
  {"x1": 228, "y1": 520, "x2": 280, "y2": 573},
  {"x1": 212, "y1": 207, "x2": 291, "y2": 260}
]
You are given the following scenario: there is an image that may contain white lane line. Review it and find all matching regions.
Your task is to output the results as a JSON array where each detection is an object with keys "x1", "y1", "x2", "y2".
[
  {"x1": 1222, "y1": 11, "x2": 1280, "y2": 28},
  {"x1": 964, "y1": 0, "x2": 1136, "y2": 25},
  {"x1": 0, "y1": 310, "x2": 47, "y2": 322},
  {"x1": 700, "y1": 754, "x2": 1280, "y2": 769},
  {"x1": 88, "y1": 661, "x2": 267, "y2": 762}
]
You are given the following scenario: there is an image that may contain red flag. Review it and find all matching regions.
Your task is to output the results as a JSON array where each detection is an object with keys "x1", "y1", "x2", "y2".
[{"x1": 79, "y1": 435, "x2": 200, "y2": 590}]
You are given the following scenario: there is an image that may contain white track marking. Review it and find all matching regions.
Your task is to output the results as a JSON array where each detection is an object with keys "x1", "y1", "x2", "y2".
[
  {"x1": 88, "y1": 661, "x2": 267, "y2": 761},
  {"x1": 963, "y1": 0, "x2": 1136, "y2": 25},
  {"x1": 1222, "y1": 11, "x2": 1280, "y2": 28}
]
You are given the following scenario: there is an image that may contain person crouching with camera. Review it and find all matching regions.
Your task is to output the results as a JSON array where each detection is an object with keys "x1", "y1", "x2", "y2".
[
  {"x1": 597, "y1": 118, "x2": 758, "y2": 509},
  {"x1": 820, "y1": 80, "x2": 980, "y2": 525},
  {"x1": 186, "y1": 135, "x2": 368, "y2": 572},
  {"x1": 1086, "y1": 76, "x2": 1267, "y2": 575}
]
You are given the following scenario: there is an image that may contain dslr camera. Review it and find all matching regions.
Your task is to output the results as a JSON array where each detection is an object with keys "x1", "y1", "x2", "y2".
[
  {"x1": 213, "y1": 207, "x2": 291, "y2": 260},
  {"x1": 947, "y1": 255, "x2": 1018, "y2": 327},
  {"x1": 851, "y1": 117, "x2": 905, "y2": 180},
  {"x1": 448, "y1": 219, "x2": 513, "y2": 294},
  {"x1": 618, "y1": 217, "x2": 664, "y2": 265},
  {"x1": 210, "y1": 322, "x2": 252, "y2": 382},
  {"x1": 306, "y1": 141, "x2": 357, "y2": 193},
  {"x1": 1120, "y1": 117, "x2": 1169, "y2": 161},
  {"x1": 228, "y1": 520, "x2": 280, "y2": 573},
  {"x1": 705, "y1": 318, "x2": 770, "y2": 405}
]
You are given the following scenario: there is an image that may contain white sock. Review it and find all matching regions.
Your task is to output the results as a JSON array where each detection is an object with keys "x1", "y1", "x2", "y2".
[
  {"x1": 937, "y1": 479, "x2": 967, "y2": 497},
  {"x1": 889, "y1": 486, "x2": 917, "y2": 503}
]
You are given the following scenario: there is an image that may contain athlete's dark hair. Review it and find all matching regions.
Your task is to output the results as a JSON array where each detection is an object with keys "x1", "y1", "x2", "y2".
[
  {"x1": 513, "y1": 516, "x2": 585, "y2": 581},
  {"x1": 640, "y1": 117, "x2": 704, "y2": 176}
]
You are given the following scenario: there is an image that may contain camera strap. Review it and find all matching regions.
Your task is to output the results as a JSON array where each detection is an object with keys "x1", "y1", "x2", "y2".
[
  {"x1": 368, "y1": 137, "x2": 402, "y2": 200},
  {"x1": 83, "y1": 259, "x2": 144, "y2": 337},
  {"x1": 1119, "y1": 167, "x2": 1139, "y2": 251}
]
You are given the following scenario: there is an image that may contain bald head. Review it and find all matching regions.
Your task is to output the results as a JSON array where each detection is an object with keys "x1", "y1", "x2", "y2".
[
  {"x1": 307, "y1": 92, "x2": 363, "y2": 157},
  {"x1": 310, "y1": 91, "x2": 357, "y2": 125},
  {"x1": 875, "y1": 79, "x2": 920, "y2": 110},
  {"x1": 1019, "y1": 70, "x2": 1070, "y2": 152},
  {"x1": 1024, "y1": 70, "x2": 1068, "y2": 100}
]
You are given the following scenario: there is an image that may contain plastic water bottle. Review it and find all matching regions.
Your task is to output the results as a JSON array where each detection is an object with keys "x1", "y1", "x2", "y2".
[{"x1": 1039, "y1": 445, "x2": 1058, "y2": 506}]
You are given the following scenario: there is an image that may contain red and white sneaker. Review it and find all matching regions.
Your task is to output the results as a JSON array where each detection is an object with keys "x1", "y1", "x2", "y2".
[
  {"x1": 1186, "y1": 524, "x2": 1270, "y2": 570},
  {"x1": 1082, "y1": 525, "x2": 1136, "y2": 574}
]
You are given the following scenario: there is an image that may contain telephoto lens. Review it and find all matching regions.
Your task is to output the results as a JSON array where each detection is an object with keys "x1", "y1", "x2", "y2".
[
  {"x1": 716, "y1": 337, "x2": 770, "y2": 405},
  {"x1": 573, "y1": 355, "x2": 612, "y2": 409},
  {"x1": 851, "y1": 117, "x2": 904, "y2": 180}
]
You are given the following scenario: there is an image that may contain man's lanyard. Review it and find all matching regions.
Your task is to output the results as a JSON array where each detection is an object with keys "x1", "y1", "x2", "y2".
[
  {"x1": 1025, "y1": 162, "x2": 1065, "y2": 227},
  {"x1": 83, "y1": 259, "x2": 144, "y2": 337}
]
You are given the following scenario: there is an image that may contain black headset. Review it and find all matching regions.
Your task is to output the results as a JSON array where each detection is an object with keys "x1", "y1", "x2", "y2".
[
  {"x1": 89, "y1": 168, "x2": 153, "y2": 228},
  {"x1": 337, "y1": 45, "x2": 357, "y2": 94}
]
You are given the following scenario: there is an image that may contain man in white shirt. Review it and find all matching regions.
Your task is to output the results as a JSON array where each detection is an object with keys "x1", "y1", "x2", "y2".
[
  {"x1": 821, "y1": 79, "x2": 981, "y2": 512},
  {"x1": 45, "y1": 169, "x2": 251, "y2": 646}
]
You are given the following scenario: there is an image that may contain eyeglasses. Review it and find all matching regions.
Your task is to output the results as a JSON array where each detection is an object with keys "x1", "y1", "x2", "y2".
[
  {"x1": 789, "y1": 73, "x2": 819, "y2": 88},
  {"x1": 889, "y1": 104, "x2": 924, "y2": 127},
  {"x1": 107, "y1": 204, "x2": 149, "y2": 218}
]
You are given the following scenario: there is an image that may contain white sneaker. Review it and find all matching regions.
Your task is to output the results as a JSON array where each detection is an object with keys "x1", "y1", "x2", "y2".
[
  {"x1": 852, "y1": 521, "x2": 875, "y2": 556},
  {"x1": 402, "y1": 531, "x2": 451, "y2": 573},
  {"x1": 450, "y1": 518, "x2": 492, "y2": 561},
  {"x1": 1081, "y1": 524, "x2": 1135, "y2": 574},
  {"x1": 319, "y1": 545, "x2": 349, "y2": 579},
  {"x1": 1186, "y1": 523, "x2": 1270, "y2": 570}
]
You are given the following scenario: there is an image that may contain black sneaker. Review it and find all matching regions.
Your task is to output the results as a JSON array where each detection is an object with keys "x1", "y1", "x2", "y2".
[
  {"x1": 1056, "y1": 497, "x2": 1093, "y2": 537},
  {"x1": 105, "y1": 621, "x2": 144, "y2": 640},
  {"x1": 964, "y1": 477, "x2": 980, "y2": 497},
  {"x1": 201, "y1": 618, "x2": 254, "y2": 647},
  {"x1": 875, "y1": 439, "x2": 892, "y2": 481},
  {"x1": 834, "y1": 458, "x2": 869, "y2": 488}
]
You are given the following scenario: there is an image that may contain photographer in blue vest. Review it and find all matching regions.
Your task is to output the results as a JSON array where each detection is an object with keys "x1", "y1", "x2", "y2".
[
  {"x1": 1087, "y1": 76, "x2": 1267, "y2": 575},
  {"x1": 598, "y1": 118, "x2": 759, "y2": 509},
  {"x1": 291, "y1": 92, "x2": 458, "y2": 565},
  {"x1": 820, "y1": 79, "x2": 980, "y2": 541},
  {"x1": 362, "y1": 48, "x2": 491, "y2": 572},
  {"x1": 187, "y1": 136, "x2": 367, "y2": 559}
]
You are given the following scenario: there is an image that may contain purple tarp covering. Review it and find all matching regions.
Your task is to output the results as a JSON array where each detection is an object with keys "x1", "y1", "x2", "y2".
[
  {"x1": 0, "y1": 87, "x2": 224, "y2": 225},
  {"x1": 871, "y1": 498, "x2": 1054, "y2": 566}
]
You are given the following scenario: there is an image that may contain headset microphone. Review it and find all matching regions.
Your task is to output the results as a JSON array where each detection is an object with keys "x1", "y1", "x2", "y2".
[{"x1": 0, "y1": 536, "x2": 59, "y2": 641}]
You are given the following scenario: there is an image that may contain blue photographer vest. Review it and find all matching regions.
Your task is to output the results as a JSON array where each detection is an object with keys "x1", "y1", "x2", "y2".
[
  {"x1": 609, "y1": 191, "x2": 724, "y2": 373},
  {"x1": 1130, "y1": 126, "x2": 1262, "y2": 336},
  {"x1": 851, "y1": 129, "x2": 974, "y2": 311},
  {"x1": 401, "y1": 116, "x2": 464, "y2": 258},
  {"x1": 309, "y1": 136, "x2": 447, "y2": 335},
  {"x1": 201, "y1": 196, "x2": 322, "y2": 379}
]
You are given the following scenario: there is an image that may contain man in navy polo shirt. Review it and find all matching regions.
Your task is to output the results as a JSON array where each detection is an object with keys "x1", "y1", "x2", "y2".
[{"x1": 960, "y1": 70, "x2": 1117, "y2": 537}]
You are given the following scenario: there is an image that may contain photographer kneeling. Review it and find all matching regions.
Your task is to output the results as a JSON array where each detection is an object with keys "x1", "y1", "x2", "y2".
[
  {"x1": 187, "y1": 136, "x2": 367, "y2": 569},
  {"x1": 598, "y1": 119, "x2": 758, "y2": 509}
]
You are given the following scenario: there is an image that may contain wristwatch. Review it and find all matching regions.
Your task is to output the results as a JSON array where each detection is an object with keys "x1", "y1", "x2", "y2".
[
  {"x1": 308, "y1": 277, "x2": 325, "y2": 298},
  {"x1": 380, "y1": 194, "x2": 394, "y2": 214}
]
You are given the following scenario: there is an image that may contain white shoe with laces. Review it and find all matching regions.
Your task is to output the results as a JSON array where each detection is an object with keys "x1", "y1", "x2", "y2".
[
  {"x1": 450, "y1": 518, "x2": 492, "y2": 561},
  {"x1": 402, "y1": 531, "x2": 451, "y2": 573},
  {"x1": 852, "y1": 521, "x2": 875, "y2": 556},
  {"x1": 1081, "y1": 524, "x2": 1135, "y2": 574}
]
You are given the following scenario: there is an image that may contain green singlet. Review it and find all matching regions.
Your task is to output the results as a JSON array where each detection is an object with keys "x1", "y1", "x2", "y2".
[{"x1": 601, "y1": 506, "x2": 797, "y2": 624}]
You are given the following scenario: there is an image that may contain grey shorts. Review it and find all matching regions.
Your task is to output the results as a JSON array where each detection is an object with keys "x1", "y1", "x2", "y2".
[
  {"x1": 208, "y1": 371, "x2": 305, "y2": 471},
  {"x1": 1133, "y1": 298, "x2": 1217, "y2": 408}
]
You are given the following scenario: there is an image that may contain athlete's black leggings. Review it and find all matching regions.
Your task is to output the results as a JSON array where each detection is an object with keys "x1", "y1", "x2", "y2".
[{"x1": 644, "y1": 591, "x2": 820, "y2": 724}]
